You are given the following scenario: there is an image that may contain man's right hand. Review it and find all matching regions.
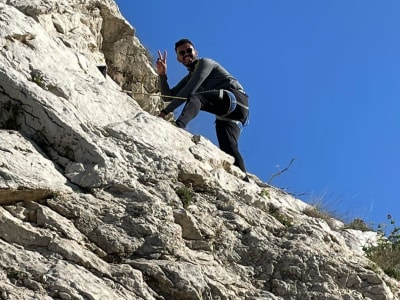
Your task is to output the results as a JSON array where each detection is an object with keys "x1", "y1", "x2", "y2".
[{"x1": 156, "y1": 50, "x2": 167, "y2": 75}]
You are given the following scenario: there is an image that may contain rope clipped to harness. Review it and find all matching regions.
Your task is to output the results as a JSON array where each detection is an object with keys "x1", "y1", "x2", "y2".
[
  {"x1": 219, "y1": 89, "x2": 249, "y2": 116},
  {"x1": 219, "y1": 89, "x2": 237, "y2": 117},
  {"x1": 216, "y1": 89, "x2": 251, "y2": 131}
]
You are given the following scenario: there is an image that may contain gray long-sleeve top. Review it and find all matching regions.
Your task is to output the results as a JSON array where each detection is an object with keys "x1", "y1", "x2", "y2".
[{"x1": 159, "y1": 58, "x2": 245, "y2": 114}]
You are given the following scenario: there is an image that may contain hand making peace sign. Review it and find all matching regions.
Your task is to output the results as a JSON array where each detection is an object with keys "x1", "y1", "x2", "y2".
[{"x1": 156, "y1": 50, "x2": 167, "y2": 76}]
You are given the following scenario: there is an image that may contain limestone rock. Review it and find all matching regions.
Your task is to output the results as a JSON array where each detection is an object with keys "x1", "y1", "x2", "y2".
[{"x1": 0, "y1": 1, "x2": 399, "y2": 299}]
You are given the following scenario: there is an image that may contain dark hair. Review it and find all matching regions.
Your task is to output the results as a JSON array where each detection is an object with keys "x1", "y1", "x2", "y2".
[{"x1": 174, "y1": 38, "x2": 194, "y2": 51}]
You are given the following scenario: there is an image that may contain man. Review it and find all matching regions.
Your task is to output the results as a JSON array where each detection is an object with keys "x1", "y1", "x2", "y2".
[{"x1": 156, "y1": 38, "x2": 250, "y2": 181}]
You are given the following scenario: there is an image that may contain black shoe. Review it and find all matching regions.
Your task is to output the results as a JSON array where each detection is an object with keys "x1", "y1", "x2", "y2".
[
  {"x1": 175, "y1": 120, "x2": 185, "y2": 128},
  {"x1": 243, "y1": 175, "x2": 250, "y2": 183}
]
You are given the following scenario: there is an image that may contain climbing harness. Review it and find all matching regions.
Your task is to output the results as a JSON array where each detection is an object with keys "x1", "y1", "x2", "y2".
[
  {"x1": 218, "y1": 89, "x2": 249, "y2": 116},
  {"x1": 216, "y1": 89, "x2": 249, "y2": 131},
  {"x1": 122, "y1": 89, "x2": 249, "y2": 130}
]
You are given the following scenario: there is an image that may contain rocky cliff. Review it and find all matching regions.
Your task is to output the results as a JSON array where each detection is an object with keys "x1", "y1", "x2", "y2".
[{"x1": 0, "y1": 1, "x2": 399, "y2": 299}]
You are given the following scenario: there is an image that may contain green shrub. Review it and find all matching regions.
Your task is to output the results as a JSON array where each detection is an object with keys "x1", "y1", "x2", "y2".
[
  {"x1": 364, "y1": 215, "x2": 400, "y2": 280},
  {"x1": 176, "y1": 187, "x2": 192, "y2": 209}
]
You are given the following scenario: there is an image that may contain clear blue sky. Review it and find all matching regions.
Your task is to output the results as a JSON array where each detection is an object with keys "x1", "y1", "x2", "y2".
[{"x1": 115, "y1": 1, "x2": 400, "y2": 229}]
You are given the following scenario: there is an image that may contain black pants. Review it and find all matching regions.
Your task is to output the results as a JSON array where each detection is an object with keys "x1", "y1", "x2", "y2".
[{"x1": 176, "y1": 89, "x2": 248, "y2": 173}]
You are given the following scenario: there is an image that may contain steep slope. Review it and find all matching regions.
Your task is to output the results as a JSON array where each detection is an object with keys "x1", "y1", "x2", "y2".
[{"x1": 0, "y1": 1, "x2": 398, "y2": 299}]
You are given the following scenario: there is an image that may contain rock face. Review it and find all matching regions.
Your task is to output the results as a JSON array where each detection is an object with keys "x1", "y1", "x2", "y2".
[{"x1": 0, "y1": 1, "x2": 398, "y2": 299}]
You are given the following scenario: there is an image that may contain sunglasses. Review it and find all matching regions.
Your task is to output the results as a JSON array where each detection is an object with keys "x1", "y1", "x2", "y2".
[{"x1": 178, "y1": 47, "x2": 194, "y2": 56}]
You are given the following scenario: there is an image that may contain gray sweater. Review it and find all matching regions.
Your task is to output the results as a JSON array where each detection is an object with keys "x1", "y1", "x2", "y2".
[{"x1": 159, "y1": 58, "x2": 245, "y2": 114}]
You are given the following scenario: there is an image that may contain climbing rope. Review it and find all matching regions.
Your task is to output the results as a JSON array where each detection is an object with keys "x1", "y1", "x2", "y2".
[{"x1": 121, "y1": 90, "x2": 187, "y2": 100}]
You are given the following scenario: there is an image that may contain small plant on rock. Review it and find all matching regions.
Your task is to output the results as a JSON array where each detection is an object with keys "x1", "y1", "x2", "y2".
[
  {"x1": 176, "y1": 187, "x2": 192, "y2": 209},
  {"x1": 302, "y1": 196, "x2": 343, "y2": 229},
  {"x1": 268, "y1": 204, "x2": 293, "y2": 227},
  {"x1": 259, "y1": 189, "x2": 270, "y2": 199},
  {"x1": 344, "y1": 218, "x2": 373, "y2": 232}
]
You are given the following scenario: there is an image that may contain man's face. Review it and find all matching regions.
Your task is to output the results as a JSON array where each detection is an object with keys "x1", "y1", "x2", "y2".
[{"x1": 176, "y1": 43, "x2": 197, "y2": 66}]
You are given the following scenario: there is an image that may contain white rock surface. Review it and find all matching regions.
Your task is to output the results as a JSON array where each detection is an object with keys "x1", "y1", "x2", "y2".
[{"x1": 0, "y1": 1, "x2": 399, "y2": 299}]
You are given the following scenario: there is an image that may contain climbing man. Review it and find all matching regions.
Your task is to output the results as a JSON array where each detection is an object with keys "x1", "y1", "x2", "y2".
[{"x1": 156, "y1": 38, "x2": 250, "y2": 181}]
